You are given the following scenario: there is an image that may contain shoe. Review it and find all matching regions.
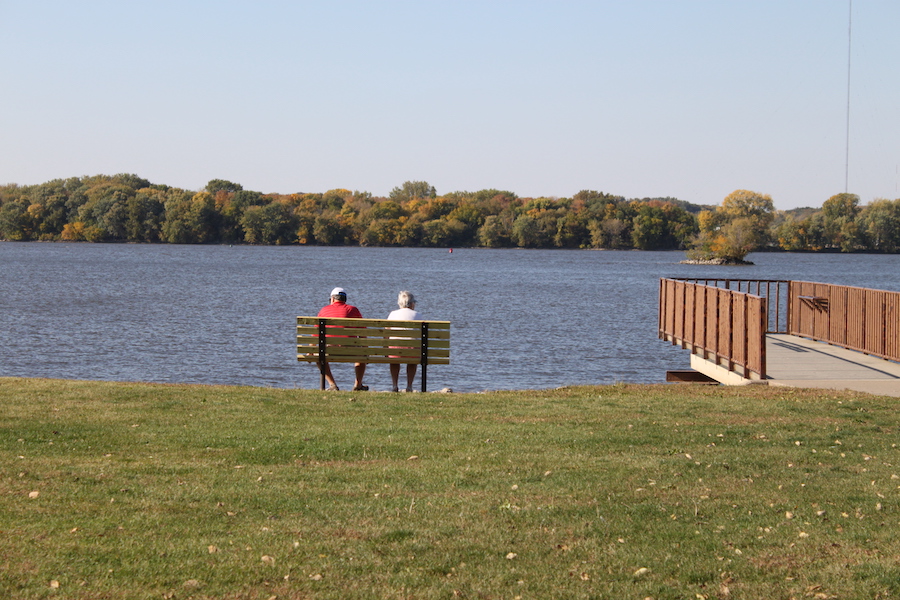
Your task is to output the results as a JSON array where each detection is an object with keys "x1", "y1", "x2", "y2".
[
  {"x1": 352, "y1": 385, "x2": 369, "y2": 391},
  {"x1": 391, "y1": 387, "x2": 399, "y2": 392},
  {"x1": 326, "y1": 384, "x2": 339, "y2": 391},
  {"x1": 404, "y1": 387, "x2": 414, "y2": 393}
]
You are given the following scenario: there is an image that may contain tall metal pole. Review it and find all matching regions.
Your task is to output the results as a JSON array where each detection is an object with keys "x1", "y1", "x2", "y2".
[{"x1": 845, "y1": 0, "x2": 852, "y2": 193}]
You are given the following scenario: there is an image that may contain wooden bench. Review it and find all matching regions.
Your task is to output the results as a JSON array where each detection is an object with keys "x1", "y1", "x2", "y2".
[{"x1": 297, "y1": 317, "x2": 450, "y2": 392}]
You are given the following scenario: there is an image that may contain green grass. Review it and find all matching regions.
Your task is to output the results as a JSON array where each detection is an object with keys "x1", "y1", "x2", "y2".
[{"x1": 2, "y1": 377, "x2": 900, "y2": 599}]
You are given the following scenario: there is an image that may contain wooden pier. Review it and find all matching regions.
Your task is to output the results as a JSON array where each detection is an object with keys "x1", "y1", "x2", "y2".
[{"x1": 659, "y1": 278, "x2": 900, "y2": 397}]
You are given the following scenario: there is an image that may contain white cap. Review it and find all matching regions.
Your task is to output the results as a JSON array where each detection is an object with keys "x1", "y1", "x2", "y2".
[{"x1": 330, "y1": 287, "x2": 346, "y2": 297}]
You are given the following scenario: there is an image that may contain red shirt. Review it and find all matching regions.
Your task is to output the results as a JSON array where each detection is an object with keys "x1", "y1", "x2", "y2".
[{"x1": 317, "y1": 301, "x2": 362, "y2": 319}]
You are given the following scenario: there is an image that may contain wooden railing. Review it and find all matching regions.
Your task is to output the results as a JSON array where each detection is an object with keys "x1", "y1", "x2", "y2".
[
  {"x1": 660, "y1": 279, "x2": 900, "y2": 382},
  {"x1": 790, "y1": 281, "x2": 900, "y2": 363},
  {"x1": 667, "y1": 278, "x2": 791, "y2": 334},
  {"x1": 659, "y1": 278, "x2": 769, "y2": 379}
]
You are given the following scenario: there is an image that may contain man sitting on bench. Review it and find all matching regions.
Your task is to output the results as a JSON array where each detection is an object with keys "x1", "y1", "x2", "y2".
[{"x1": 317, "y1": 287, "x2": 368, "y2": 391}]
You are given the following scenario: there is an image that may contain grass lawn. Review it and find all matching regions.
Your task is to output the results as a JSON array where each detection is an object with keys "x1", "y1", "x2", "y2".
[{"x1": 2, "y1": 377, "x2": 899, "y2": 599}]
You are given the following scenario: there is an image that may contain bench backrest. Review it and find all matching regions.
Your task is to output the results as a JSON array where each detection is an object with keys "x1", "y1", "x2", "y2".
[{"x1": 296, "y1": 317, "x2": 450, "y2": 365}]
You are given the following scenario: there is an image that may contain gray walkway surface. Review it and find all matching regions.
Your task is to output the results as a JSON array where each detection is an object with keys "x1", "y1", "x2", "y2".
[{"x1": 766, "y1": 334, "x2": 900, "y2": 397}]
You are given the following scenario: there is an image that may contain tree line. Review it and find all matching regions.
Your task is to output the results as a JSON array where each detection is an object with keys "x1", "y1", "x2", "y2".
[{"x1": 0, "y1": 174, "x2": 898, "y2": 253}]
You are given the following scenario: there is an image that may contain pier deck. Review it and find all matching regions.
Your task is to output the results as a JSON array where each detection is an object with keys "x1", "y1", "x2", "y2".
[
  {"x1": 764, "y1": 334, "x2": 900, "y2": 397},
  {"x1": 661, "y1": 278, "x2": 900, "y2": 398}
]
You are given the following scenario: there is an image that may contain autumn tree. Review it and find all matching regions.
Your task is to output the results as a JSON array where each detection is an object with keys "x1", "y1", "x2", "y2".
[
  {"x1": 0, "y1": 199, "x2": 32, "y2": 240},
  {"x1": 76, "y1": 183, "x2": 135, "y2": 241},
  {"x1": 205, "y1": 179, "x2": 243, "y2": 195},
  {"x1": 821, "y1": 192, "x2": 861, "y2": 251},
  {"x1": 389, "y1": 181, "x2": 437, "y2": 203},
  {"x1": 241, "y1": 201, "x2": 298, "y2": 245},
  {"x1": 477, "y1": 214, "x2": 513, "y2": 247},
  {"x1": 858, "y1": 199, "x2": 900, "y2": 252},
  {"x1": 688, "y1": 189, "x2": 775, "y2": 261}
]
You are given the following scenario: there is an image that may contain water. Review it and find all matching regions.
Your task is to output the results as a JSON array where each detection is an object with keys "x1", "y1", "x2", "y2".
[{"x1": 2, "y1": 243, "x2": 899, "y2": 392}]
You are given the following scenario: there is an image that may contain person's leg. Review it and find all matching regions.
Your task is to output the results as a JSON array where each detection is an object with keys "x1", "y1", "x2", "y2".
[
  {"x1": 405, "y1": 364, "x2": 418, "y2": 392},
  {"x1": 323, "y1": 363, "x2": 338, "y2": 390},
  {"x1": 353, "y1": 363, "x2": 367, "y2": 390},
  {"x1": 389, "y1": 363, "x2": 400, "y2": 392}
]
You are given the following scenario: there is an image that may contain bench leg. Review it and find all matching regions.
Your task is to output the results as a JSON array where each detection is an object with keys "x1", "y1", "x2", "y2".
[{"x1": 421, "y1": 363, "x2": 427, "y2": 393}]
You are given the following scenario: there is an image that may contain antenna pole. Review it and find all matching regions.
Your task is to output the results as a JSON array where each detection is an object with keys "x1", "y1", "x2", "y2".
[{"x1": 845, "y1": 0, "x2": 852, "y2": 193}]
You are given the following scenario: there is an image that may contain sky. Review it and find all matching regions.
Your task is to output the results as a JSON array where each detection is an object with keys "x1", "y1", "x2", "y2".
[{"x1": 2, "y1": 1, "x2": 898, "y2": 210}]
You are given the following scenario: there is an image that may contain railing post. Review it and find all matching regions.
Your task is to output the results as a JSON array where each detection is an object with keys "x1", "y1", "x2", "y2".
[
  {"x1": 658, "y1": 279, "x2": 664, "y2": 338},
  {"x1": 759, "y1": 297, "x2": 768, "y2": 379},
  {"x1": 843, "y1": 286, "x2": 850, "y2": 351},
  {"x1": 726, "y1": 290, "x2": 734, "y2": 373},
  {"x1": 773, "y1": 281, "x2": 779, "y2": 333},
  {"x1": 742, "y1": 293, "x2": 750, "y2": 379},
  {"x1": 787, "y1": 281, "x2": 794, "y2": 334}
]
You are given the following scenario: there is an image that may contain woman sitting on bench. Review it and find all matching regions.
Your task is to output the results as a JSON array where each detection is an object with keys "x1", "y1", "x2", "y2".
[{"x1": 387, "y1": 290, "x2": 422, "y2": 392}]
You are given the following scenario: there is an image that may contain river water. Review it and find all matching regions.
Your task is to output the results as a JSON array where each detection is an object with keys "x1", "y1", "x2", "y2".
[{"x1": 1, "y1": 243, "x2": 898, "y2": 392}]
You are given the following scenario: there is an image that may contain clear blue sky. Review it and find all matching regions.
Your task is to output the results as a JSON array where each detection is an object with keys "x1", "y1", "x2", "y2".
[{"x1": 2, "y1": 1, "x2": 897, "y2": 209}]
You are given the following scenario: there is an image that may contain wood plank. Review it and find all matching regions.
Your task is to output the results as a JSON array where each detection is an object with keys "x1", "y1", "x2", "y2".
[
  {"x1": 298, "y1": 339, "x2": 450, "y2": 353},
  {"x1": 297, "y1": 339, "x2": 450, "y2": 352},
  {"x1": 297, "y1": 316, "x2": 450, "y2": 329},
  {"x1": 297, "y1": 330, "x2": 450, "y2": 342},
  {"x1": 296, "y1": 326, "x2": 450, "y2": 340},
  {"x1": 298, "y1": 354, "x2": 451, "y2": 365}
]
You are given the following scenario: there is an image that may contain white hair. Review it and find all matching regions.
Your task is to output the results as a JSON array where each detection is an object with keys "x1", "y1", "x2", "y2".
[{"x1": 397, "y1": 290, "x2": 416, "y2": 308}]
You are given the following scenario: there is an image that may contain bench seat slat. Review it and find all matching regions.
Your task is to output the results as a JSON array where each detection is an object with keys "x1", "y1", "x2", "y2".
[
  {"x1": 297, "y1": 338, "x2": 450, "y2": 350},
  {"x1": 296, "y1": 327, "x2": 450, "y2": 341},
  {"x1": 297, "y1": 316, "x2": 449, "y2": 329},
  {"x1": 298, "y1": 355, "x2": 450, "y2": 365},
  {"x1": 298, "y1": 347, "x2": 451, "y2": 359},
  {"x1": 297, "y1": 351, "x2": 451, "y2": 360}
]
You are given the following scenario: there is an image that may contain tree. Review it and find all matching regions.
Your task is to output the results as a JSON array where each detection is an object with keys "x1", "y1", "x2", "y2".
[
  {"x1": 587, "y1": 218, "x2": 628, "y2": 249},
  {"x1": 478, "y1": 214, "x2": 512, "y2": 248},
  {"x1": 511, "y1": 215, "x2": 541, "y2": 248},
  {"x1": 125, "y1": 190, "x2": 166, "y2": 242},
  {"x1": 361, "y1": 218, "x2": 403, "y2": 246},
  {"x1": 688, "y1": 190, "x2": 775, "y2": 261},
  {"x1": 419, "y1": 218, "x2": 466, "y2": 247},
  {"x1": 396, "y1": 217, "x2": 423, "y2": 246},
  {"x1": 310, "y1": 214, "x2": 343, "y2": 245},
  {"x1": 718, "y1": 189, "x2": 775, "y2": 245},
  {"x1": 389, "y1": 181, "x2": 437, "y2": 203},
  {"x1": 161, "y1": 192, "x2": 198, "y2": 244},
  {"x1": 554, "y1": 212, "x2": 588, "y2": 248},
  {"x1": 858, "y1": 199, "x2": 900, "y2": 252},
  {"x1": 0, "y1": 200, "x2": 32, "y2": 240},
  {"x1": 821, "y1": 193, "x2": 860, "y2": 251},
  {"x1": 443, "y1": 204, "x2": 482, "y2": 246},
  {"x1": 187, "y1": 192, "x2": 219, "y2": 243},
  {"x1": 630, "y1": 206, "x2": 666, "y2": 250},
  {"x1": 719, "y1": 189, "x2": 775, "y2": 219},
  {"x1": 205, "y1": 179, "x2": 243, "y2": 195},
  {"x1": 774, "y1": 214, "x2": 824, "y2": 252},
  {"x1": 241, "y1": 202, "x2": 297, "y2": 245},
  {"x1": 370, "y1": 200, "x2": 407, "y2": 221}
]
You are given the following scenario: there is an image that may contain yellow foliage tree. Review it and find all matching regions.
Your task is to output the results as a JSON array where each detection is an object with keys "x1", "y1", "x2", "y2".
[{"x1": 687, "y1": 190, "x2": 775, "y2": 262}]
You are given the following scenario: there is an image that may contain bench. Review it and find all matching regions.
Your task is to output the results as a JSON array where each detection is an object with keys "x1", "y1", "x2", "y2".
[{"x1": 297, "y1": 317, "x2": 450, "y2": 392}]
